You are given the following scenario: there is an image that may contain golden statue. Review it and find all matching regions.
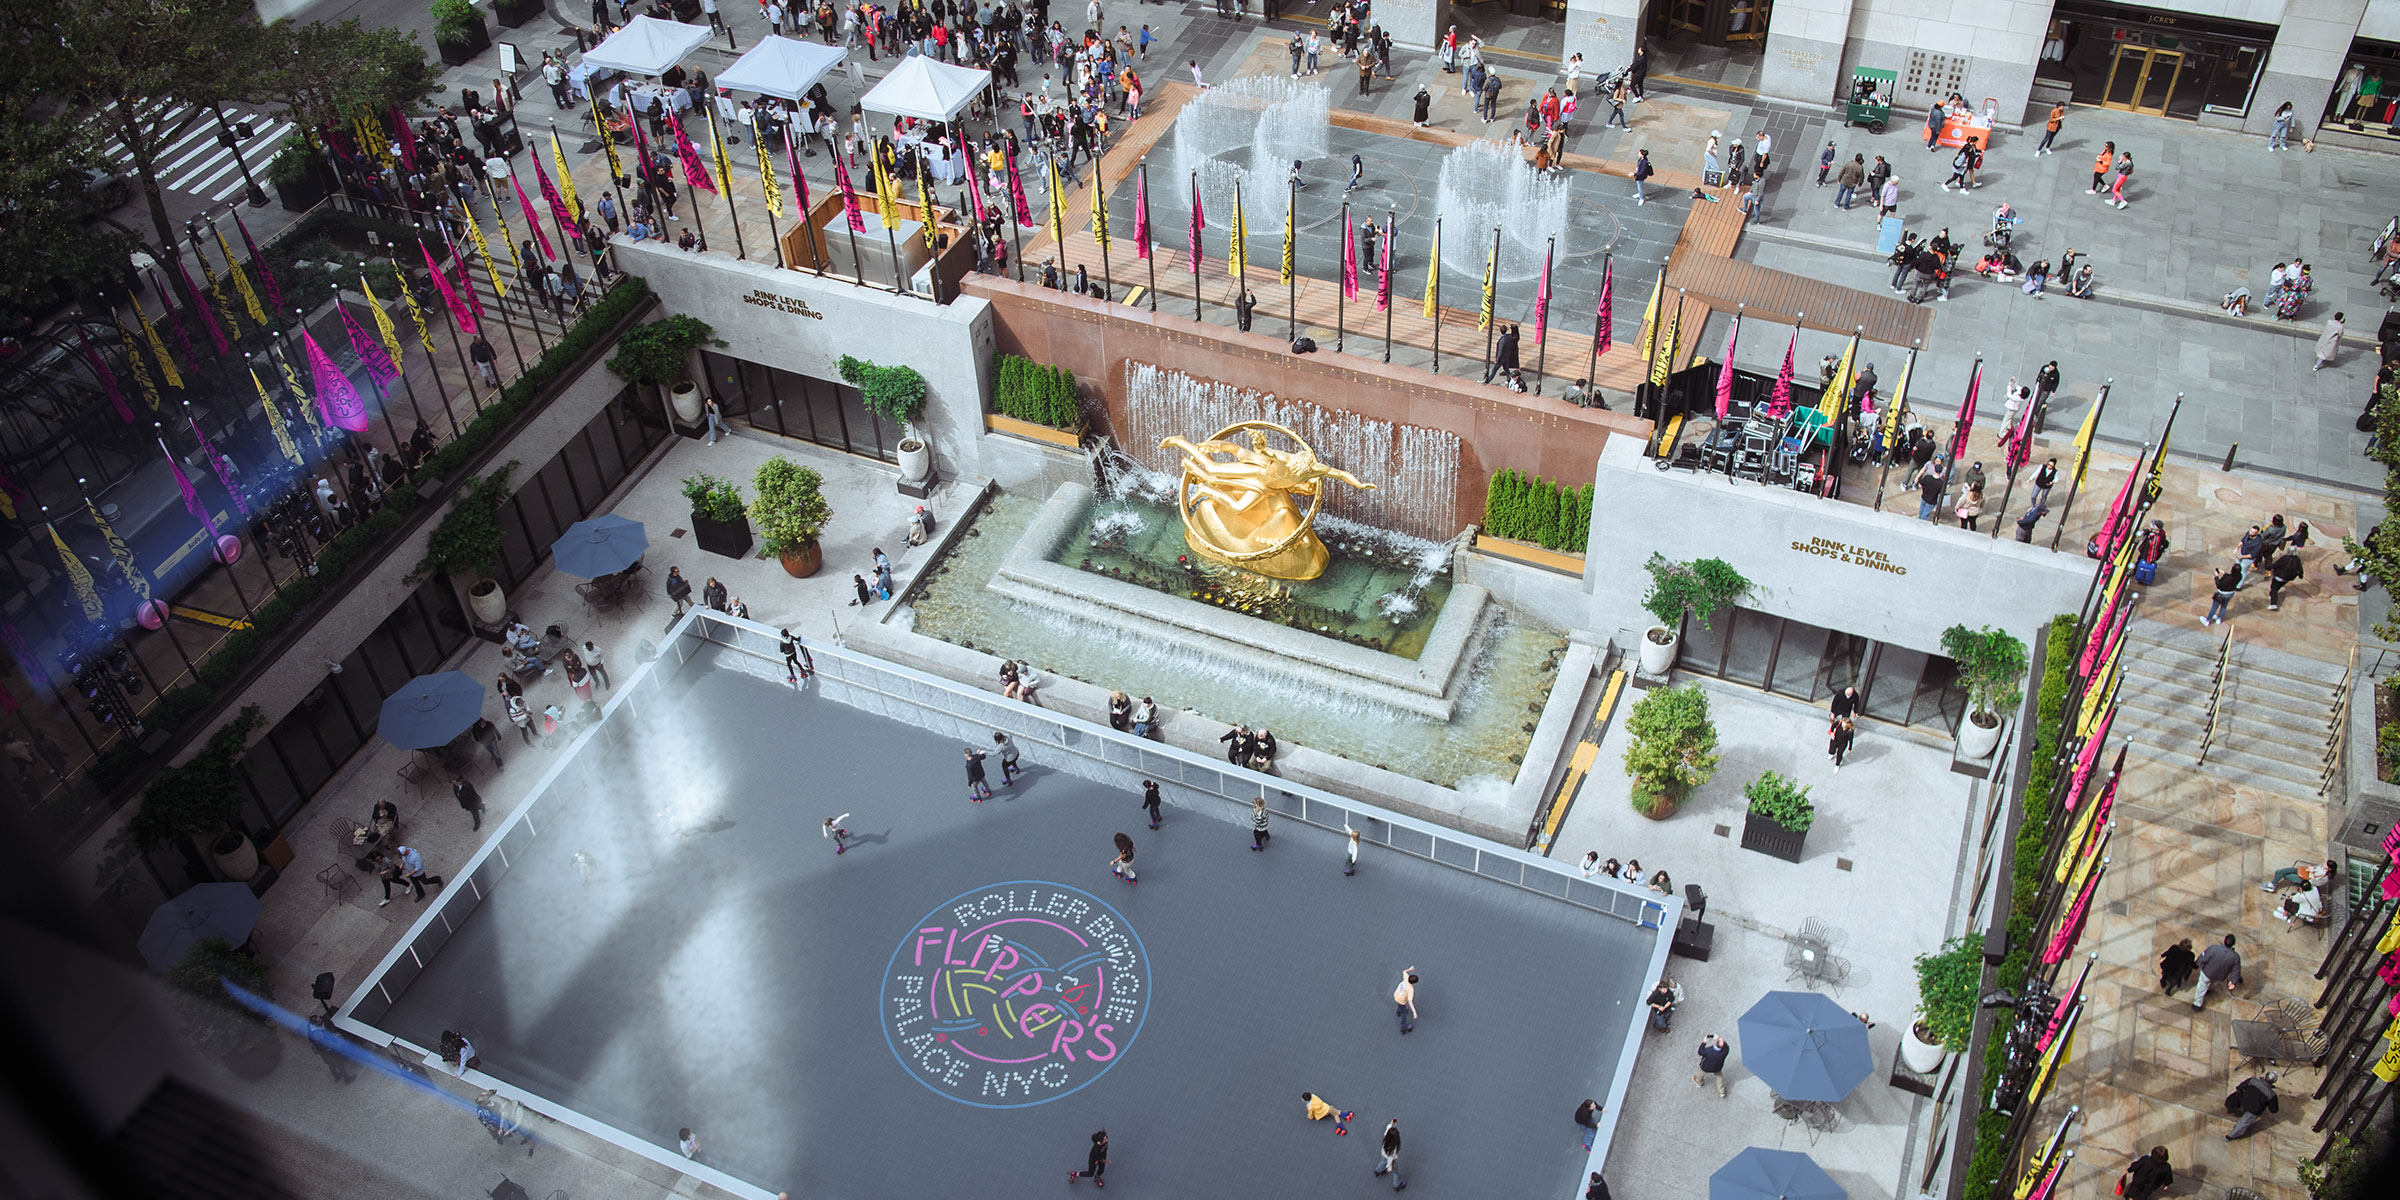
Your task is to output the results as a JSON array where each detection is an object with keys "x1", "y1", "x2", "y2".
[{"x1": 1160, "y1": 421, "x2": 1373, "y2": 580}]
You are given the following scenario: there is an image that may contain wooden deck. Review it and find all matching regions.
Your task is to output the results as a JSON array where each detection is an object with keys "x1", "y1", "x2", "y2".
[{"x1": 1664, "y1": 253, "x2": 1932, "y2": 347}]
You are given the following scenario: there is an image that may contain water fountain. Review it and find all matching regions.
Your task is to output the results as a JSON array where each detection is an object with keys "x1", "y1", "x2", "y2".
[
  {"x1": 1434, "y1": 139, "x2": 1572, "y2": 281},
  {"x1": 1169, "y1": 76, "x2": 1331, "y2": 228}
]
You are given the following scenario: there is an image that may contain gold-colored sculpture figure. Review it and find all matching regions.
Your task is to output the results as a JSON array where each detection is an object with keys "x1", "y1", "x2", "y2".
[{"x1": 1160, "y1": 421, "x2": 1373, "y2": 580}]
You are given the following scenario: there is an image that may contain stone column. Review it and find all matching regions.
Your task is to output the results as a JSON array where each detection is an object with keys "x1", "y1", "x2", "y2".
[
  {"x1": 1377, "y1": 0, "x2": 1442, "y2": 50},
  {"x1": 2249, "y1": 0, "x2": 2369, "y2": 136},
  {"x1": 1759, "y1": 0, "x2": 1857, "y2": 108},
  {"x1": 1562, "y1": 0, "x2": 1645, "y2": 81}
]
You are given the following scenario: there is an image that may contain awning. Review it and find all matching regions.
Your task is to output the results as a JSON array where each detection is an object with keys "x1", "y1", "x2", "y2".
[
  {"x1": 858, "y1": 56, "x2": 993, "y2": 123},
  {"x1": 579, "y1": 15, "x2": 713, "y2": 77},
  {"x1": 715, "y1": 35, "x2": 848, "y2": 102}
]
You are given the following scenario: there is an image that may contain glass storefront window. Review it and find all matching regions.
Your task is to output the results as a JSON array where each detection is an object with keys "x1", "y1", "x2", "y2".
[
  {"x1": 1672, "y1": 606, "x2": 1965, "y2": 735},
  {"x1": 1768, "y1": 620, "x2": 1829, "y2": 699},
  {"x1": 2049, "y1": 5, "x2": 2270, "y2": 120},
  {"x1": 1721, "y1": 608, "x2": 1776, "y2": 687},
  {"x1": 2326, "y1": 43, "x2": 2400, "y2": 139}
]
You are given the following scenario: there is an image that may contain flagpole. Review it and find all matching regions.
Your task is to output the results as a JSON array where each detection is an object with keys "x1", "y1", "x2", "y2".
[
  {"x1": 1336, "y1": 199, "x2": 1349, "y2": 354},
  {"x1": 1482, "y1": 225, "x2": 1501, "y2": 381},
  {"x1": 1873, "y1": 339, "x2": 1919, "y2": 512},
  {"x1": 393, "y1": 253, "x2": 459, "y2": 438},
  {"x1": 366, "y1": 274, "x2": 432, "y2": 432},
  {"x1": 1287, "y1": 178, "x2": 1298, "y2": 342},
  {"x1": 1097, "y1": 179, "x2": 1113, "y2": 302},
  {"x1": 706, "y1": 104, "x2": 747, "y2": 261},
  {"x1": 1189, "y1": 170, "x2": 1202, "y2": 322},
  {"x1": 493, "y1": 168, "x2": 558, "y2": 346},
  {"x1": 1532, "y1": 234, "x2": 1553, "y2": 392},
  {"x1": 331, "y1": 284, "x2": 403, "y2": 453},
  {"x1": 1587, "y1": 253, "x2": 1607, "y2": 388},
  {"x1": 2048, "y1": 380, "x2": 2113, "y2": 551},
  {"x1": 416, "y1": 234, "x2": 486, "y2": 417},
  {"x1": 473, "y1": 181, "x2": 532, "y2": 372},
  {"x1": 1140, "y1": 161, "x2": 1156, "y2": 311},
  {"x1": 1429, "y1": 216, "x2": 1442, "y2": 376},
  {"x1": 542, "y1": 121, "x2": 586, "y2": 273},
  {"x1": 1383, "y1": 211, "x2": 1397, "y2": 363}
]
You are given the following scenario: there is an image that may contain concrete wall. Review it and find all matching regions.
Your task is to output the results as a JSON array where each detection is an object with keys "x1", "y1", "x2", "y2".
[
  {"x1": 617, "y1": 241, "x2": 995, "y2": 485},
  {"x1": 2254, "y1": 0, "x2": 2371, "y2": 134},
  {"x1": 1837, "y1": 0, "x2": 2050, "y2": 125},
  {"x1": 2363, "y1": 0, "x2": 2400, "y2": 39},
  {"x1": 1562, "y1": 0, "x2": 1646, "y2": 82},
  {"x1": 1581, "y1": 439, "x2": 2088, "y2": 655},
  {"x1": 1760, "y1": 0, "x2": 1857, "y2": 108},
  {"x1": 1379, "y1": 0, "x2": 1441, "y2": 49}
]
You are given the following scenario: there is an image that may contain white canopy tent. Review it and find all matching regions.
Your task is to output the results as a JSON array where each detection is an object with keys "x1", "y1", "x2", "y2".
[
  {"x1": 857, "y1": 56, "x2": 992, "y2": 122},
  {"x1": 714, "y1": 36, "x2": 848, "y2": 102},
  {"x1": 578, "y1": 16, "x2": 713, "y2": 77}
]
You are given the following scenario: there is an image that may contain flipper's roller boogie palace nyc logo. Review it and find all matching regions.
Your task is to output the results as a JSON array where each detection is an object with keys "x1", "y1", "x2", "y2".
[{"x1": 880, "y1": 881, "x2": 1151, "y2": 1107}]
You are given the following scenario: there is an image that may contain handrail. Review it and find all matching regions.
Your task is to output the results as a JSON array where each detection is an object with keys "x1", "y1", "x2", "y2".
[
  {"x1": 2320, "y1": 643, "x2": 2359, "y2": 796},
  {"x1": 2197, "y1": 630, "x2": 2233, "y2": 765}
]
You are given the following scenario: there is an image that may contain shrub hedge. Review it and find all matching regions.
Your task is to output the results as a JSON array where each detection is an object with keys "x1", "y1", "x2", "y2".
[
  {"x1": 990, "y1": 353, "x2": 1081, "y2": 429},
  {"x1": 1482, "y1": 468, "x2": 1592, "y2": 554},
  {"x1": 1958, "y1": 612, "x2": 2078, "y2": 1200}
]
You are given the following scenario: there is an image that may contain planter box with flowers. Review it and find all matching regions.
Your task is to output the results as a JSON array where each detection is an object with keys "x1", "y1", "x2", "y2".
[
  {"x1": 1738, "y1": 770, "x2": 1814, "y2": 862},
  {"x1": 682, "y1": 473, "x2": 752, "y2": 560}
]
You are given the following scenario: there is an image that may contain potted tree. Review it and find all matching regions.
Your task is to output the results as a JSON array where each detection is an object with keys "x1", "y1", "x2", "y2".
[
  {"x1": 1638, "y1": 554, "x2": 1752, "y2": 676},
  {"x1": 1738, "y1": 770, "x2": 1815, "y2": 861},
  {"x1": 265, "y1": 134, "x2": 333, "y2": 211},
  {"x1": 167, "y1": 935, "x2": 281, "y2": 1077},
  {"x1": 1622, "y1": 683, "x2": 1720, "y2": 820},
  {"x1": 493, "y1": 0, "x2": 544, "y2": 28},
  {"x1": 751, "y1": 457, "x2": 834, "y2": 577},
  {"x1": 408, "y1": 464, "x2": 517, "y2": 627},
  {"x1": 1908, "y1": 934, "x2": 1982, "y2": 1073},
  {"x1": 1940, "y1": 623, "x2": 2029, "y2": 760},
  {"x1": 431, "y1": 0, "x2": 491, "y2": 67},
  {"x1": 682, "y1": 473, "x2": 753, "y2": 560},
  {"x1": 839, "y1": 354, "x2": 932, "y2": 485},
  {"x1": 606, "y1": 315, "x2": 726, "y2": 429},
  {"x1": 124, "y1": 707, "x2": 267, "y2": 883}
]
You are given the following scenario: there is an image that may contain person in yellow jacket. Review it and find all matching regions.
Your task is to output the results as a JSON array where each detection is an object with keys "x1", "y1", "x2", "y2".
[{"x1": 1302, "y1": 1092, "x2": 1354, "y2": 1135}]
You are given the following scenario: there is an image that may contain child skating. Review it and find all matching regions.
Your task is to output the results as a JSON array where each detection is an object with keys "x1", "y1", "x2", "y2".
[
  {"x1": 1344, "y1": 825, "x2": 1361, "y2": 876},
  {"x1": 823, "y1": 814, "x2": 851, "y2": 854},
  {"x1": 1108, "y1": 831, "x2": 1138, "y2": 883},
  {"x1": 964, "y1": 746, "x2": 993, "y2": 801},
  {"x1": 993, "y1": 731, "x2": 1021, "y2": 784},
  {"x1": 1303, "y1": 1091, "x2": 1354, "y2": 1134},
  {"x1": 1068, "y1": 1129, "x2": 1110, "y2": 1186}
]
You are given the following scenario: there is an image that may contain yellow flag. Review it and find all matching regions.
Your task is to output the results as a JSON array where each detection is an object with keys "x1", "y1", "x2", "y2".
[
  {"x1": 551, "y1": 129, "x2": 582, "y2": 219},
  {"x1": 1879, "y1": 351, "x2": 1912, "y2": 448},
  {"x1": 253, "y1": 368, "x2": 303, "y2": 465},
  {"x1": 50, "y1": 524, "x2": 102, "y2": 622},
  {"x1": 1819, "y1": 334, "x2": 1857, "y2": 423},
  {"x1": 1229, "y1": 189, "x2": 1247, "y2": 280},
  {"x1": 874, "y1": 149, "x2": 901, "y2": 229},
  {"x1": 591, "y1": 92, "x2": 624, "y2": 185},
  {"x1": 461, "y1": 204, "x2": 504, "y2": 298},
  {"x1": 135, "y1": 304, "x2": 182, "y2": 390},
  {"x1": 1280, "y1": 186, "x2": 1295, "y2": 286},
  {"x1": 2069, "y1": 388, "x2": 2104, "y2": 485},
  {"x1": 1477, "y1": 239, "x2": 1496, "y2": 331},
  {"x1": 2143, "y1": 419, "x2": 2171, "y2": 506},
  {"x1": 490, "y1": 201, "x2": 526, "y2": 293},
  {"x1": 1632, "y1": 273, "x2": 1663, "y2": 363},
  {"x1": 1421, "y1": 221, "x2": 1440, "y2": 318},
  {"x1": 756, "y1": 128, "x2": 782, "y2": 215},
  {"x1": 214, "y1": 223, "x2": 266, "y2": 324},
  {"x1": 708, "y1": 104, "x2": 735, "y2": 196},
  {"x1": 273, "y1": 344, "x2": 323, "y2": 437},
  {"x1": 1649, "y1": 295, "x2": 1681, "y2": 387},
  {"x1": 1044, "y1": 158, "x2": 1066, "y2": 249},
  {"x1": 112, "y1": 314, "x2": 159, "y2": 410},
  {"x1": 1090, "y1": 172, "x2": 1110, "y2": 255},
  {"x1": 395, "y1": 267, "x2": 438, "y2": 356},
  {"x1": 88, "y1": 497, "x2": 149, "y2": 602},
  {"x1": 194, "y1": 247, "x2": 242, "y2": 336},
  {"x1": 363, "y1": 274, "x2": 405, "y2": 369}
]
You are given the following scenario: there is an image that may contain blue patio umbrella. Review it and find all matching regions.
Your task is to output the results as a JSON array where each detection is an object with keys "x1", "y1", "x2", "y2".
[
  {"x1": 138, "y1": 882, "x2": 263, "y2": 971},
  {"x1": 1709, "y1": 1147, "x2": 1845, "y2": 1200},
  {"x1": 1737, "y1": 990, "x2": 1875, "y2": 1102},
  {"x1": 550, "y1": 513, "x2": 648, "y2": 578},
  {"x1": 376, "y1": 671, "x2": 489, "y2": 750}
]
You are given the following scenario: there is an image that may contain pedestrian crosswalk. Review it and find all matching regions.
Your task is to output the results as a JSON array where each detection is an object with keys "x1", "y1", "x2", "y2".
[{"x1": 96, "y1": 98, "x2": 293, "y2": 205}]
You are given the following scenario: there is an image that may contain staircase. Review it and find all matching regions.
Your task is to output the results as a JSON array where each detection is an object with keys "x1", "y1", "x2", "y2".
[{"x1": 2108, "y1": 619, "x2": 2348, "y2": 795}]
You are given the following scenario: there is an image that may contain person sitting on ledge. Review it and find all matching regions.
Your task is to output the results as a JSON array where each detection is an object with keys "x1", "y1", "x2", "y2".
[
  {"x1": 1109, "y1": 690, "x2": 1133, "y2": 732},
  {"x1": 1129, "y1": 696, "x2": 1158, "y2": 738},
  {"x1": 1248, "y1": 728, "x2": 1277, "y2": 772},
  {"x1": 1648, "y1": 869, "x2": 1673, "y2": 895}
]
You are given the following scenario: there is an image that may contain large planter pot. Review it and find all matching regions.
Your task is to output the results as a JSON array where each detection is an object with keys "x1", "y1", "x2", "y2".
[
  {"x1": 691, "y1": 512, "x2": 754, "y2": 559},
  {"x1": 1630, "y1": 786, "x2": 1682, "y2": 821},
  {"x1": 897, "y1": 436, "x2": 932, "y2": 484},
  {"x1": 1739, "y1": 811, "x2": 1808, "y2": 862},
  {"x1": 467, "y1": 578, "x2": 507, "y2": 626},
  {"x1": 1956, "y1": 711, "x2": 2003, "y2": 761},
  {"x1": 271, "y1": 160, "x2": 332, "y2": 212},
  {"x1": 494, "y1": 0, "x2": 542, "y2": 28},
  {"x1": 670, "y1": 381, "x2": 704, "y2": 423},
  {"x1": 1638, "y1": 625, "x2": 1678, "y2": 675},
  {"x1": 210, "y1": 830, "x2": 259, "y2": 882},
  {"x1": 435, "y1": 19, "x2": 491, "y2": 67},
  {"x1": 779, "y1": 540, "x2": 824, "y2": 578},
  {"x1": 1901, "y1": 1022, "x2": 1949, "y2": 1074}
]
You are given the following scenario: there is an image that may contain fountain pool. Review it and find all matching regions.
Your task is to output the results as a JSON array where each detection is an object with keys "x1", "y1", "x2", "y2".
[{"x1": 901, "y1": 491, "x2": 1569, "y2": 788}]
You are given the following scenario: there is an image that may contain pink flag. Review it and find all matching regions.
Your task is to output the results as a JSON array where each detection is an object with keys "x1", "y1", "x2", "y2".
[
  {"x1": 1341, "y1": 217, "x2": 1357, "y2": 300},
  {"x1": 2005, "y1": 403, "x2": 2033, "y2": 473},
  {"x1": 1005, "y1": 143, "x2": 1033, "y2": 227},
  {"x1": 189, "y1": 416, "x2": 251, "y2": 518},
  {"x1": 341, "y1": 301, "x2": 397, "y2": 392},
  {"x1": 1715, "y1": 312, "x2": 1741, "y2": 419},
  {"x1": 392, "y1": 105, "x2": 419, "y2": 176},
  {"x1": 1530, "y1": 244, "x2": 1547, "y2": 339},
  {"x1": 788, "y1": 129, "x2": 813, "y2": 220},
  {"x1": 514, "y1": 176, "x2": 557, "y2": 261},
  {"x1": 1133, "y1": 170, "x2": 1150, "y2": 260},
  {"x1": 161, "y1": 438, "x2": 221, "y2": 543},
  {"x1": 442, "y1": 227, "x2": 484, "y2": 321},
  {"x1": 1188, "y1": 183, "x2": 1205, "y2": 276},
  {"x1": 2093, "y1": 453, "x2": 2143, "y2": 560},
  {"x1": 954, "y1": 133, "x2": 980, "y2": 225},
  {"x1": 303, "y1": 330, "x2": 371, "y2": 433},
  {"x1": 1594, "y1": 257, "x2": 1613, "y2": 356},
  {"x1": 1376, "y1": 220, "x2": 1394, "y2": 313},
  {"x1": 177, "y1": 258, "x2": 229, "y2": 355},
  {"x1": 423, "y1": 242, "x2": 477, "y2": 336},
  {"x1": 666, "y1": 108, "x2": 718, "y2": 195},
  {"x1": 147, "y1": 269, "x2": 197, "y2": 370},
  {"x1": 235, "y1": 211, "x2": 281, "y2": 313},
  {"x1": 2045, "y1": 865, "x2": 2105, "y2": 964},
  {"x1": 2039, "y1": 957, "x2": 2094, "y2": 1051},
  {"x1": 2065, "y1": 707, "x2": 2113, "y2": 806},
  {"x1": 835, "y1": 151, "x2": 866, "y2": 232},
  {"x1": 1948, "y1": 363, "x2": 1981, "y2": 462},
  {"x1": 535, "y1": 154, "x2": 578, "y2": 234},
  {"x1": 1768, "y1": 328, "x2": 1796, "y2": 417},
  {"x1": 76, "y1": 327, "x2": 134, "y2": 423}
]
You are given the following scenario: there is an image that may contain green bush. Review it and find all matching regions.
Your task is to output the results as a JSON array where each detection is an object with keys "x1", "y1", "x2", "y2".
[
  {"x1": 1913, "y1": 935, "x2": 1982, "y2": 1051},
  {"x1": 126, "y1": 706, "x2": 265, "y2": 852},
  {"x1": 407, "y1": 463, "x2": 518, "y2": 585},
  {"x1": 603, "y1": 311, "x2": 721, "y2": 389},
  {"x1": 1641, "y1": 554, "x2": 1752, "y2": 631},
  {"x1": 1941, "y1": 624, "x2": 2031, "y2": 719},
  {"x1": 430, "y1": 0, "x2": 482, "y2": 44},
  {"x1": 838, "y1": 354, "x2": 928, "y2": 426},
  {"x1": 1481, "y1": 469, "x2": 1587, "y2": 553},
  {"x1": 750, "y1": 457, "x2": 833, "y2": 551},
  {"x1": 680, "y1": 473, "x2": 746, "y2": 524},
  {"x1": 1621, "y1": 683, "x2": 1719, "y2": 804},
  {"x1": 1743, "y1": 770, "x2": 1814, "y2": 832},
  {"x1": 991, "y1": 353, "x2": 1081, "y2": 428}
]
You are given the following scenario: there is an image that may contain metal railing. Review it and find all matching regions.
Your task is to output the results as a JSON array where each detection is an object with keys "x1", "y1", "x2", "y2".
[{"x1": 2196, "y1": 630, "x2": 2233, "y2": 765}]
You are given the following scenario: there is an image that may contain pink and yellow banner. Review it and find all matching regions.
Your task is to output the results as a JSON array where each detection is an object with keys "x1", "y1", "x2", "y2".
[{"x1": 302, "y1": 330, "x2": 371, "y2": 433}]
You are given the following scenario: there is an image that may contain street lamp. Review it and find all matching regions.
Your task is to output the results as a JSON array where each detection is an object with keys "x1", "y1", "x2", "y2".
[{"x1": 210, "y1": 103, "x2": 268, "y2": 207}]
